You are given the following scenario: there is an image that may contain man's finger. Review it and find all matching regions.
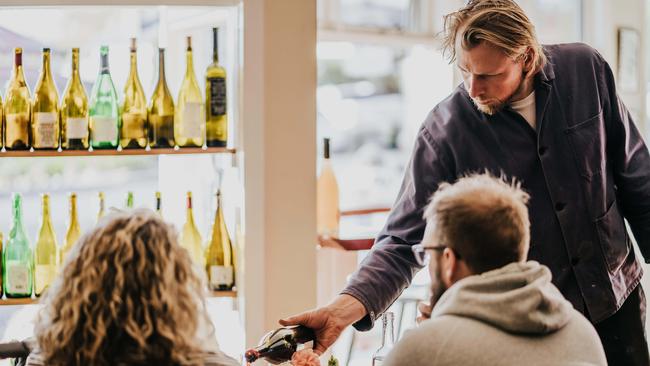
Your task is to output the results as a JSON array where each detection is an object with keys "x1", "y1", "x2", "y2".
[{"x1": 279, "y1": 311, "x2": 311, "y2": 326}]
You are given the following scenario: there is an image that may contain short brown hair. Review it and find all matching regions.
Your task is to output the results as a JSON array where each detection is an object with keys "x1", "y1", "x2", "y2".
[
  {"x1": 424, "y1": 173, "x2": 530, "y2": 274},
  {"x1": 441, "y1": 0, "x2": 546, "y2": 76}
]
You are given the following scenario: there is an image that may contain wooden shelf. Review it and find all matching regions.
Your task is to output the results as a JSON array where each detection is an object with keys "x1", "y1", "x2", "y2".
[
  {"x1": 0, "y1": 146, "x2": 235, "y2": 158},
  {"x1": 0, "y1": 290, "x2": 237, "y2": 306}
]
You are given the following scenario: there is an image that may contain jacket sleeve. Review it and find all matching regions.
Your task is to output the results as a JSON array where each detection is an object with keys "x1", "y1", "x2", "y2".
[
  {"x1": 340, "y1": 121, "x2": 454, "y2": 331},
  {"x1": 599, "y1": 56, "x2": 650, "y2": 261}
]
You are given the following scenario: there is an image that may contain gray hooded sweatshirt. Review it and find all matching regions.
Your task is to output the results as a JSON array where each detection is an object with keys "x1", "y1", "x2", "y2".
[{"x1": 384, "y1": 261, "x2": 607, "y2": 366}]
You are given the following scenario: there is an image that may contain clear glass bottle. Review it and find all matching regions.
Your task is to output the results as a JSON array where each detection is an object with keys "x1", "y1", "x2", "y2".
[
  {"x1": 61, "y1": 48, "x2": 89, "y2": 150},
  {"x1": 60, "y1": 193, "x2": 80, "y2": 264},
  {"x1": 32, "y1": 48, "x2": 60, "y2": 150},
  {"x1": 120, "y1": 38, "x2": 147, "y2": 149},
  {"x1": 176, "y1": 36, "x2": 205, "y2": 147},
  {"x1": 317, "y1": 137, "x2": 340, "y2": 238},
  {"x1": 372, "y1": 312, "x2": 395, "y2": 366},
  {"x1": 34, "y1": 194, "x2": 58, "y2": 296}
]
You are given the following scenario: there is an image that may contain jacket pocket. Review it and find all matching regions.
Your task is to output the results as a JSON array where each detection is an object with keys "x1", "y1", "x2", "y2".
[
  {"x1": 565, "y1": 111, "x2": 606, "y2": 179},
  {"x1": 594, "y1": 199, "x2": 630, "y2": 274}
]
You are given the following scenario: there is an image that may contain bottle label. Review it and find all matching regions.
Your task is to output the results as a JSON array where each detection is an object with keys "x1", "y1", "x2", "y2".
[
  {"x1": 149, "y1": 115, "x2": 175, "y2": 145},
  {"x1": 208, "y1": 77, "x2": 227, "y2": 116},
  {"x1": 35, "y1": 264, "x2": 55, "y2": 294},
  {"x1": 182, "y1": 102, "x2": 203, "y2": 139},
  {"x1": 7, "y1": 261, "x2": 29, "y2": 293},
  {"x1": 121, "y1": 112, "x2": 146, "y2": 138},
  {"x1": 210, "y1": 265, "x2": 233, "y2": 287},
  {"x1": 35, "y1": 112, "x2": 58, "y2": 147},
  {"x1": 91, "y1": 116, "x2": 118, "y2": 142},
  {"x1": 66, "y1": 117, "x2": 88, "y2": 139},
  {"x1": 5, "y1": 113, "x2": 29, "y2": 145}
]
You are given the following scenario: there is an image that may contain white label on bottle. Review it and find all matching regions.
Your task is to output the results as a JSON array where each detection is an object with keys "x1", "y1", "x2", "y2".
[
  {"x1": 210, "y1": 265, "x2": 233, "y2": 287},
  {"x1": 92, "y1": 116, "x2": 117, "y2": 142},
  {"x1": 66, "y1": 117, "x2": 88, "y2": 139},
  {"x1": 35, "y1": 112, "x2": 57, "y2": 147},
  {"x1": 7, "y1": 261, "x2": 29, "y2": 293},
  {"x1": 35, "y1": 264, "x2": 55, "y2": 294},
  {"x1": 182, "y1": 102, "x2": 202, "y2": 139}
]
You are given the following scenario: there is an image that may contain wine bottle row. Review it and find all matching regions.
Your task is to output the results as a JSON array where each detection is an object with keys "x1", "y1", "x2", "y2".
[
  {"x1": 1, "y1": 28, "x2": 227, "y2": 152},
  {"x1": 2, "y1": 190, "x2": 236, "y2": 299}
]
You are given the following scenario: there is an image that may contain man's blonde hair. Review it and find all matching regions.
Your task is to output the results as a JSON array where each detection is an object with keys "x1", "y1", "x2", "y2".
[
  {"x1": 424, "y1": 173, "x2": 530, "y2": 274},
  {"x1": 441, "y1": 0, "x2": 547, "y2": 75}
]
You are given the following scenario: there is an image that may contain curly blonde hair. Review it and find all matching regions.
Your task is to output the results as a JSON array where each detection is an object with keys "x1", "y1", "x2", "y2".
[{"x1": 34, "y1": 209, "x2": 213, "y2": 366}]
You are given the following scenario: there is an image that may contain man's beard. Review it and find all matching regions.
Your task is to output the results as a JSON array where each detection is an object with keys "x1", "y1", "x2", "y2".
[
  {"x1": 471, "y1": 73, "x2": 527, "y2": 116},
  {"x1": 429, "y1": 264, "x2": 448, "y2": 309}
]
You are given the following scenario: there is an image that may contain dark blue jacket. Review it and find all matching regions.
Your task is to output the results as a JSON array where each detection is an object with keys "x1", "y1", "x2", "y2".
[{"x1": 342, "y1": 43, "x2": 650, "y2": 329}]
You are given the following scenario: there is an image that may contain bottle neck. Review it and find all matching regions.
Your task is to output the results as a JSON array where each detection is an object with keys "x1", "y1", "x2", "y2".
[
  {"x1": 157, "y1": 49, "x2": 166, "y2": 84},
  {"x1": 128, "y1": 50, "x2": 139, "y2": 81},
  {"x1": 13, "y1": 51, "x2": 25, "y2": 81},
  {"x1": 12, "y1": 196, "x2": 24, "y2": 229},
  {"x1": 100, "y1": 52, "x2": 110, "y2": 74},
  {"x1": 187, "y1": 195, "x2": 195, "y2": 222},
  {"x1": 42, "y1": 51, "x2": 53, "y2": 81},
  {"x1": 71, "y1": 50, "x2": 81, "y2": 82},
  {"x1": 42, "y1": 196, "x2": 51, "y2": 220},
  {"x1": 380, "y1": 313, "x2": 395, "y2": 347},
  {"x1": 186, "y1": 48, "x2": 196, "y2": 79},
  {"x1": 156, "y1": 194, "x2": 162, "y2": 212},
  {"x1": 212, "y1": 28, "x2": 219, "y2": 63},
  {"x1": 70, "y1": 197, "x2": 78, "y2": 222}
]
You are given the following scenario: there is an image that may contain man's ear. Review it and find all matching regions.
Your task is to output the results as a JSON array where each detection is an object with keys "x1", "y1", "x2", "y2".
[
  {"x1": 522, "y1": 47, "x2": 536, "y2": 76},
  {"x1": 441, "y1": 248, "x2": 457, "y2": 287}
]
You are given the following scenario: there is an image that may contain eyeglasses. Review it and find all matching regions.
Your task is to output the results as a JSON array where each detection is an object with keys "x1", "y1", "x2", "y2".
[{"x1": 411, "y1": 244, "x2": 461, "y2": 266}]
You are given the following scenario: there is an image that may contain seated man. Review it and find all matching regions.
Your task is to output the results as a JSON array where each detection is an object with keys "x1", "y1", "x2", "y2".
[
  {"x1": 384, "y1": 174, "x2": 607, "y2": 366},
  {"x1": 27, "y1": 209, "x2": 239, "y2": 366}
]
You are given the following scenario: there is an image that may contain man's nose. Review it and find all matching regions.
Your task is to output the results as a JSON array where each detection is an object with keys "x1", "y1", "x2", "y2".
[{"x1": 466, "y1": 75, "x2": 482, "y2": 99}]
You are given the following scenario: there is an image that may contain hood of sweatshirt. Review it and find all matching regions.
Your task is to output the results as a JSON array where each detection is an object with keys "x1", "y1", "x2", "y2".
[{"x1": 431, "y1": 261, "x2": 574, "y2": 335}]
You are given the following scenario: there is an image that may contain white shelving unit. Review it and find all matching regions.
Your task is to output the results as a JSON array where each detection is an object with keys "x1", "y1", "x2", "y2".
[{"x1": 0, "y1": 0, "x2": 318, "y2": 351}]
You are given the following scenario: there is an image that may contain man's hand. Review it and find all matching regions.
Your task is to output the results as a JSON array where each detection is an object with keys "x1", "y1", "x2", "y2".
[
  {"x1": 280, "y1": 294, "x2": 367, "y2": 355},
  {"x1": 416, "y1": 301, "x2": 432, "y2": 324}
]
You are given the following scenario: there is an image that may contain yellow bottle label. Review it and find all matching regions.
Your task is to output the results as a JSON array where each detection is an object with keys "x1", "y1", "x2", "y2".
[
  {"x1": 209, "y1": 265, "x2": 233, "y2": 287},
  {"x1": 6, "y1": 261, "x2": 29, "y2": 293},
  {"x1": 66, "y1": 117, "x2": 88, "y2": 139},
  {"x1": 35, "y1": 264, "x2": 56, "y2": 295},
  {"x1": 150, "y1": 115, "x2": 174, "y2": 138},
  {"x1": 181, "y1": 102, "x2": 202, "y2": 139},
  {"x1": 34, "y1": 112, "x2": 58, "y2": 147},
  {"x1": 6, "y1": 113, "x2": 29, "y2": 145}
]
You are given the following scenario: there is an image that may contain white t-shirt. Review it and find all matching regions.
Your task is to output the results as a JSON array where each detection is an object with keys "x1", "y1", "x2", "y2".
[{"x1": 510, "y1": 91, "x2": 536, "y2": 129}]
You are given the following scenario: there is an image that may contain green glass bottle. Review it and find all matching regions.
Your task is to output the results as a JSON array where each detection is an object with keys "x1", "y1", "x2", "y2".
[
  {"x1": 205, "y1": 28, "x2": 228, "y2": 147},
  {"x1": 89, "y1": 45, "x2": 119, "y2": 149},
  {"x1": 3, "y1": 194, "x2": 33, "y2": 298},
  {"x1": 126, "y1": 191, "x2": 134, "y2": 208},
  {"x1": 34, "y1": 194, "x2": 58, "y2": 297}
]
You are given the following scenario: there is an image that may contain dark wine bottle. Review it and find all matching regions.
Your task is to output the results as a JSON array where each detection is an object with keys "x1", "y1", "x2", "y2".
[{"x1": 244, "y1": 326, "x2": 316, "y2": 364}]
